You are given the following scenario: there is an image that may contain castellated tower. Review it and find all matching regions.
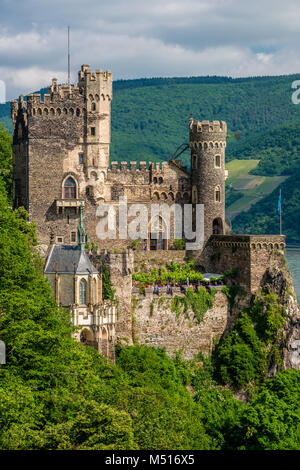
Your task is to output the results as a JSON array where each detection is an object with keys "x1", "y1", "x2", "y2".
[
  {"x1": 189, "y1": 117, "x2": 227, "y2": 241},
  {"x1": 11, "y1": 65, "x2": 112, "y2": 249}
]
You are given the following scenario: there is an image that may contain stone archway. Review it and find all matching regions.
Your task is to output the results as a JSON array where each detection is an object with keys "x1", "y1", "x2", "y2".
[{"x1": 80, "y1": 328, "x2": 93, "y2": 346}]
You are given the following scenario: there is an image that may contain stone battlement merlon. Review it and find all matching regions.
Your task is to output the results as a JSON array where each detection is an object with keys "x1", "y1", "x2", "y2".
[
  {"x1": 189, "y1": 119, "x2": 227, "y2": 143},
  {"x1": 108, "y1": 161, "x2": 149, "y2": 173},
  {"x1": 107, "y1": 161, "x2": 170, "y2": 173}
]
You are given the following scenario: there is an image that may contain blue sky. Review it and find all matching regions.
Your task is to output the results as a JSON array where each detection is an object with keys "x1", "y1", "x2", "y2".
[{"x1": 1, "y1": 0, "x2": 300, "y2": 98}]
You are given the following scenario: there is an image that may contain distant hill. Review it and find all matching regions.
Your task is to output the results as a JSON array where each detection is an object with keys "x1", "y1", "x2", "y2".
[{"x1": 1, "y1": 73, "x2": 300, "y2": 241}]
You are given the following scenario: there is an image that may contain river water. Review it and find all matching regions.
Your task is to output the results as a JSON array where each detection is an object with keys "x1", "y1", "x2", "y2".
[{"x1": 286, "y1": 247, "x2": 300, "y2": 302}]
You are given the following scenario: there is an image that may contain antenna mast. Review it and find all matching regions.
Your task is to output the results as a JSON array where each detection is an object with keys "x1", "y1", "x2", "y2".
[{"x1": 67, "y1": 26, "x2": 70, "y2": 85}]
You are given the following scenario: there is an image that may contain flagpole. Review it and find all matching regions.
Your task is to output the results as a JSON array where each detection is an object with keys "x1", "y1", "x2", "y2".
[{"x1": 279, "y1": 188, "x2": 282, "y2": 235}]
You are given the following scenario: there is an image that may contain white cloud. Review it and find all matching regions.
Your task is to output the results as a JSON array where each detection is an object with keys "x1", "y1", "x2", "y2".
[{"x1": 1, "y1": 0, "x2": 300, "y2": 98}]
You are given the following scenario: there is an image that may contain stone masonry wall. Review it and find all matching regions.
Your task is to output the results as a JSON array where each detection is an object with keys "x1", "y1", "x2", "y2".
[{"x1": 132, "y1": 290, "x2": 232, "y2": 359}]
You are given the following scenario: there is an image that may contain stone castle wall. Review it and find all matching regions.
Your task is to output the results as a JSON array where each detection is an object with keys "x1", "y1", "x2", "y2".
[
  {"x1": 132, "y1": 290, "x2": 235, "y2": 359},
  {"x1": 197, "y1": 234, "x2": 286, "y2": 292}
]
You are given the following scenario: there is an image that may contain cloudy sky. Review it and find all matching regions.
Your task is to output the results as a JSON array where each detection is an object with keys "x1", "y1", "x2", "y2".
[{"x1": 1, "y1": 0, "x2": 300, "y2": 99}]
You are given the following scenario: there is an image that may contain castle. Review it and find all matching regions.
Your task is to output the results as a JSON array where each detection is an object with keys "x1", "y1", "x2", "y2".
[{"x1": 10, "y1": 65, "x2": 289, "y2": 360}]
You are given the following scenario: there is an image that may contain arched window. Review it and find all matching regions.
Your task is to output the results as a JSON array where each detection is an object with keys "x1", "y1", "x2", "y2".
[
  {"x1": 158, "y1": 177, "x2": 163, "y2": 184},
  {"x1": 215, "y1": 186, "x2": 221, "y2": 202},
  {"x1": 215, "y1": 155, "x2": 221, "y2": 168},
  {"x1": 91, "y1": 102, "x2": 96, "y2": 111},
  {"x1": 64, "y1": 177, "x2": 76, "y2": 199},
  {"x1": 79, "y1": 279, "x2": 87, "y2": 305}
]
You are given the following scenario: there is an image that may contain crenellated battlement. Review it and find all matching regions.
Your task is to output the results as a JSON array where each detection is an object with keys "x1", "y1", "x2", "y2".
[
  {"x1": 189, "y1": 118, "x2": 227, "y2": 145},
  {"x1": 107, "y1": 160, "x2": 169, "y2": 174},
  {"x1": 12, "y1": 64, "x2": 112, "y2": 120}
]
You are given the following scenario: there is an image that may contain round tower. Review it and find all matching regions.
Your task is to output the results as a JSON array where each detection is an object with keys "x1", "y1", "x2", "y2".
[{"x1": 190, "y1": 117, "x2": 227, "y2": 241}]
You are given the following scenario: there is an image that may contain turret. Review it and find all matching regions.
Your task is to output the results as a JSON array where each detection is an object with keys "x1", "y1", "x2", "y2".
[
  {"x1": 78, "y1": 65, "x2": 113, "y2": 171},
  {"x1": 189, "y1": 117, "x2": 227, "y2": 240}
]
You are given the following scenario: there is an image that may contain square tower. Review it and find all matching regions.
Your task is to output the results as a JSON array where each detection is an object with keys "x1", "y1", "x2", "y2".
[{"x1": 11, "y1": 65, "x2": 112, "y2": 249}]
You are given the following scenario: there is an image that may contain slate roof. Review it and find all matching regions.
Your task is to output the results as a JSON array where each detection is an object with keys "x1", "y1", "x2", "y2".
[{"x1": 44, "y1": 244, "x2": 98, "y2": 274}]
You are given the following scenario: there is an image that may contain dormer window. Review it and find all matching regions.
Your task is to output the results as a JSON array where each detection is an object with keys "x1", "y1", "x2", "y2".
[{"x1": 64, "y1": 177, "x2": 76, "y2": 199}]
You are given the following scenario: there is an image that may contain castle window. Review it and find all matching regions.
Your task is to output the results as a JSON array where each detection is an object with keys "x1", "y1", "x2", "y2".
[
  {"x1": 192, "y1": 185, "x2": 198, "y2": 204},
  {"x1": 215, "y1": 186, "x2": 221, "y2": 202},
  {"x1": 76, "y1": 108, "x2": 80, "y2": 117},
  {"x1": 44, "y1": 108, "x2": 48, "y2": 115},
  {"x1": 215, "y1": 155, "x2": 221, "y2": 168},
  {"x1": 56, "y1": 236, "x2": 63, "y2": 243},
  {"x1": 63, "y1": 108, "x2": 67, "y2": 114},
  {"x1": 153, "y1": 177, "x2": 157, "y2": 184},
  {"x1": 79, "y1": 279, "x2": 87, "y2": 305},
  {"x1": 70, "y1": 108, "x2": 74, "y2": 116},
  {"x1": 86, "y1": 187, "x2": 90, "y2": 196},
  {"x1": 93, "y1": 278, "x2": 97, "y2": 303},
  {"x1": 158, "y1": 177, "x2": 163, "y2": 184},
  {"x1": 91, "y1": 127, "x2": 95, "y2": 136},
  {"x1": 64, "y1": 177, "x2": 76, "y2": 199},
  {"x1": 192, "y1": 155, "x2": 197, "y2": 169},
  {"x1": 57, "y1": 108, "x2": 61, "y2": 115},
  {"x1": 50, "y1": 108, "x2": 55, "y2": 116},
  {"x1": 91, "y1": 102, "x2": 96, "y2": 111},
  {"x1": 71, "y1": 232, "x2": 76, "y2": 243},
  {"x1": 79, "y1": 153, "x2": 84, "y2": 164}
]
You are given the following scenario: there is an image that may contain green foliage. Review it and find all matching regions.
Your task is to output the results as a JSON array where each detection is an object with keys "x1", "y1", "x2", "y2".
[
  {"x1": 102, "y1": 264, "x2": 115, "y2": 301},
  {"x1": 173, "y1": 238, "x2": 185, "y2": 250},
  {"x1": 171, "y1": 287, "x2": 216, "y2": 323},
  {"x1": 225, "y1": 186, "x2": 243, "y2": 208},
  {"x1": 0, "y1": 159, "x2": 299, "y2": 450},
  {"x1": 214, "y1": 293, "x2": 287, "y2": 389},
  {"x1": 235, "y1": 370, "x2": 300, "y2": 450},
  {"x1": 132, "y1": 260, "x2": 204, "y2": 287},
  {"x1": 222, "y1": 285, "x2": 242, "y2": 313},
  {"x1": 130, "y1": 239, "x2": 141, "y2": 250}
]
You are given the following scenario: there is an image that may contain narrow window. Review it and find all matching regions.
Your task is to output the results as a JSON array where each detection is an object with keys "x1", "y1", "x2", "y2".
[
  {"x1": 215, "y1": 186, "x2": 221, "y2": 202},
  {"x1": 192, "y1": 155, "x2": 197, "y2": 169},
  {"x1": 91, "y1": 102, "x2": 96, "y2": 111},
  {"x1": 71, "y1": 231, "x2": 76, "y2": 243},
  {"x1": 215, "y1": 155, "x2": 221, "y2": 168},
  {"x1": 91, "y1": 127, "x2": 95, "y2": 136},
  {"x1": 79, "y1": 153, "x2": 84, "y2": 164},
  {"x1": 79, "y1": 279, "x2": 87, "y2": 305},
  {"x1": 64, "y1": 177, "x2": 76, "y2": 199},
  {"x1": 86, "y1": 187, "x2": 90, "y2": 196}
]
